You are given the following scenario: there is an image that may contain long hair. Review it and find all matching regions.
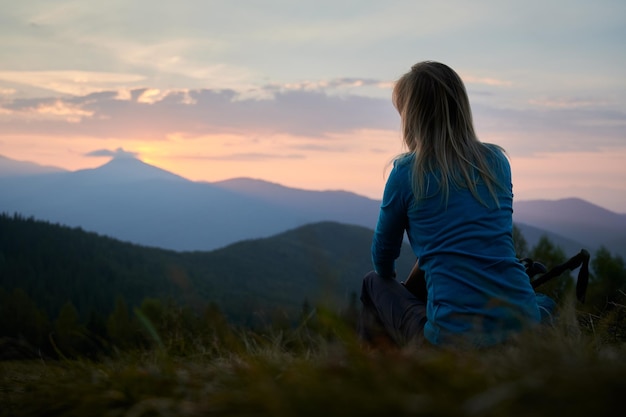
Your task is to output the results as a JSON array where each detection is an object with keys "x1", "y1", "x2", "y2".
[{"x1": 392, "y1": 61, "x2": 505, "y2": 207}]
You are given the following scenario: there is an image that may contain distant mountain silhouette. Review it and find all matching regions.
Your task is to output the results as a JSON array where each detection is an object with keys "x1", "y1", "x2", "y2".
[
  {"x1": 0, "y1": 175, "x2": 304, "y2": 252},
  {"x1": 0, "y1": 157, "x2": 379, "y2": 251},
  {"x1": 213, "y1": 177, "x2": 380, "y2": 229},
  {"x1": 513, "y1": 198, "x2": 626, "y2": 257},
  {"x1": 209, "y1": 179, "x2": 626, "y2": 258},
  {"x1": 514, "y1": 222, "x2": 587, "y2": 257},
  {"x1": 0, "y1": 155, "x2": 624, "y2": 258},
  {"x1": 0, "y1": 154, "x2": 66, "y2": 177}
]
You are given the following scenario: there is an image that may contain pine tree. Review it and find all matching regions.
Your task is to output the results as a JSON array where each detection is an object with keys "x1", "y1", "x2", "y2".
[
  {"x1": 106, "y1": 296, "x2": 137, "y2": 348},
  {"x1": 589, "y1": 247, "x2": 626, "y2": 308},
  {"x1": 512, "y1": 224, "x2": 529, "y2": 259},
  {"x1": 53, "y1": 301, "x2": 83, "y2": 357},
  {"x1": 1, "y1": 288, "x2": 50, "y2": 348}
]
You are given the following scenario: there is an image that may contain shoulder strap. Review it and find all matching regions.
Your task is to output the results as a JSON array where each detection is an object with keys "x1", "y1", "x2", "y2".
[{"x1": 528, "y1": 249, "x2": 590, "y2": 303}]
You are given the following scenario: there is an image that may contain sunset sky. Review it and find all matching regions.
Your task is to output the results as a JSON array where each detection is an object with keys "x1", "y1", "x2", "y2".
[{"x1": 1, "y1": 0, "x2": 625, "y2": 212}]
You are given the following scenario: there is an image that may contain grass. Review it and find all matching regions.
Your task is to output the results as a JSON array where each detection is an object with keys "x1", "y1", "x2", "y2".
[{"x1": 1, "y1": 305, "x2": 626, "y2": 417}]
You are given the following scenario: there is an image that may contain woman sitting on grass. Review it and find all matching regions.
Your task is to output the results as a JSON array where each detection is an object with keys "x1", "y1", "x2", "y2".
[{"x1": 359, "y1": 61, "x2": 554, "y2": 348}]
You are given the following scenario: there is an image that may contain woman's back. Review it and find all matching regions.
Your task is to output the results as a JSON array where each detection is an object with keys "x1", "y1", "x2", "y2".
[{"x1": 398, "y1": 148, "x2": 541, "y2": 345}]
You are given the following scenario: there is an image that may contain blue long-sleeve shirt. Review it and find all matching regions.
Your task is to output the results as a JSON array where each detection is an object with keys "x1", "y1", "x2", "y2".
[{"x1": 372, "y1": 147, "x2": 543, "y2": 346}]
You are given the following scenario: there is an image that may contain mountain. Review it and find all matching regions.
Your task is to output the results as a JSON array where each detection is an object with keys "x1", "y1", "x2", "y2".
[
  {"x1": 513, "y1": 198, "x2": 626, "y2": 258},
  {"x1": 213, "y1": 177, "x2": 380, "y2": 229},
  {"x1": 0, "y1": 154, "x2": 66, "y2": 177},
  {"x1": 0, "y1": 214, "x2": 416, "y2": 322},
  {"x1": 0, "y1": 157, "x2": 308, "y2": 251},
  {"x1": 0, "y1": 155, "x2": 624, "y2": 258},
  {"x1": 514, "y1": 222, "x2": 587, "y2": 257},
  {"x1": 0, "y1": 157, "x2": 380, "y2": 251}
]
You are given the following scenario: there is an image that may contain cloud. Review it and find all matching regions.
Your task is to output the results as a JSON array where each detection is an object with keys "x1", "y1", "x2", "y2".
[
  {"x1": 179, "y1": 152, "x2": 306, "y2": 161},
  {"x1": 290, "y1": 143, "x2": 348, "y2": 152},
  {"x1": 263, "y1": 78, "x2": 389, "y2": 93},
  {"x1": 462, "y1": 75, "x2": 512, "y2": 87},
  {"x1": 528, "y1": 97, "x2": 612, "y2": 109},
  {"x1": 1, "y1": 98, "x2": 95, "y2": 122},
  {"x1": 85, "y1": 147, "x2": 138, "y2": 159},
  {"x1": 1, "y1": 85, "x2": 624, "y2": 157},
  {"x1": 473, "y1": 102, "x2": 626, "y2": 155},
  {"x1": 0, "y1": 86, "x2": 399, "y2": 139},
  {"x1": 0, "y1": 71, "x2": 146, "y2": 96}
]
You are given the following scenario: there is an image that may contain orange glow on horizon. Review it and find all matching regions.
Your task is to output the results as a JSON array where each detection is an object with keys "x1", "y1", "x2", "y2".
[{"x1": 1, "y1": 132, "x2": 625, "y2": 210}]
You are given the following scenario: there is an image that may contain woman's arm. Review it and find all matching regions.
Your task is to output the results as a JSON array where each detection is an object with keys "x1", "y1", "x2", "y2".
[{"x1": 371, "y1": 162, "x2": 409, "y2": 279}]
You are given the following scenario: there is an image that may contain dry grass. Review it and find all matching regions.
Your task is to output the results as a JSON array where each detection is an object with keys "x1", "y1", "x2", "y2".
[{"x1": 1, "y1": 306, "x2": 625, "y2": 417}]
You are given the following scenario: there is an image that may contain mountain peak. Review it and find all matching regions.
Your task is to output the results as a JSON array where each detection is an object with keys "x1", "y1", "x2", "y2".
[{"x1": 76, "y1": 157, "x2": 188, "y2": 183}]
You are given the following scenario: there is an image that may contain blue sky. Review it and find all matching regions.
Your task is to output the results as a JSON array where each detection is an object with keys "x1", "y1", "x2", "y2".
[{"x1": 1, "y1": 0, "x2": 625, "y2": 211}]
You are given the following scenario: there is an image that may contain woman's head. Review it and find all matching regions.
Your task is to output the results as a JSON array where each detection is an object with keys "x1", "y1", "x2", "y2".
[
  {"x1": 392, "y1": 61, "x2": 476, "y2": 152},
  {"x1": 392, "y1": 61, "x2": 504, "y2": 206}
]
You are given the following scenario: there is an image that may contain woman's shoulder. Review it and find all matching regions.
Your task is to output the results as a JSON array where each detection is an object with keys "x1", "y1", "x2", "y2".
[
  {"x1": 482, "y1": 143, "x2": 510, "y2": 166},
  {"x1": 482, "y1": 142, "x2": 507, "y2": 157},
  {"x1": 386, "y1": 153, "x2": 415, "y2": 197},
  {"x1": 393, "y1": 152, "x2": 415, "y2": 168},
  {"x1": 480, "y1": 143, "x2": 511, "y2": 184}
]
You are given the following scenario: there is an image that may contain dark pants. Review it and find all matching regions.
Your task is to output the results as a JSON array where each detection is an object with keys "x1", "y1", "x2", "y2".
[{"x1": 358, "y1": 271, "x2": 427, "y2": 347}]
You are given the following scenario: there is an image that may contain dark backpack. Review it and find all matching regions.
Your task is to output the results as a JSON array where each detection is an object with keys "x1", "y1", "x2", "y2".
[{"x1": 521, "y1": 249, "x2": 590, "y2": 303}]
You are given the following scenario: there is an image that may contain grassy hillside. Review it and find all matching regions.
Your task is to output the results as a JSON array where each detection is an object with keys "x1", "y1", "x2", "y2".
[{"x1": 1, "y1": 307, "x2": 625, "y2": 417}]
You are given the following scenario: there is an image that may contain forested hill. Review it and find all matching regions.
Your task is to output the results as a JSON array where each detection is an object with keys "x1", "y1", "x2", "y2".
[
  {"x1": 0, "y1": 213, "x2": 416, "y2": 324},
  {"x1": 0, "y1": 214, "x2": 185, "y2": 319},
  {"x1": 3, "y1": 212, "x2": 626, "y2": 362}
]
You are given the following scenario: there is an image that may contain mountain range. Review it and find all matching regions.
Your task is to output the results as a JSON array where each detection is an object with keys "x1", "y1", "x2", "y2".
[{"x1": 1, "y1": 154, "x2": 625, "y2": 258}]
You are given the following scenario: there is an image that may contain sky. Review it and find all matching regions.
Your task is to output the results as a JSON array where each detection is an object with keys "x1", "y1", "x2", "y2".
[{"x1": 1, "y1": 0, "x2": 625, "y2": 212}]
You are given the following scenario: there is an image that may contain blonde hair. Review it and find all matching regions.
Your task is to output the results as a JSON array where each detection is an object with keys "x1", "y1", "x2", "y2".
[{"x1": 392, "y1": 61, "x2": 504, "y2": 206}]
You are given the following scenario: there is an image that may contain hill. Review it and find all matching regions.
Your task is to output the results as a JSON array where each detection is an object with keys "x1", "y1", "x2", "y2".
[
  {"x1": 0, "y1": 214, "x2": 416, "y2": 323},
  {"x1": 185, "y1": 221, "x2": 416, "y2": 322}
]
